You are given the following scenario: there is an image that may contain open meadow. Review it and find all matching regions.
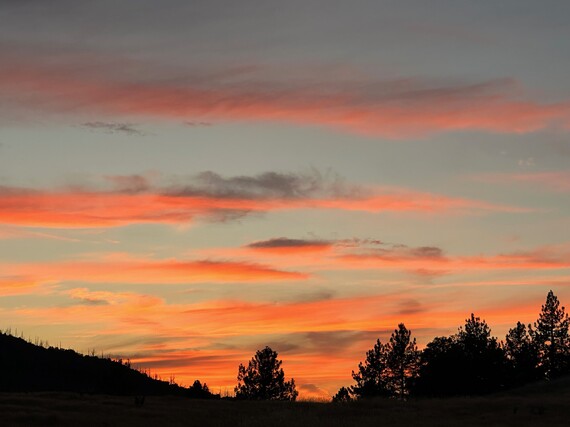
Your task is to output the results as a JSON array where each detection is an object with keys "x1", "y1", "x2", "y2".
[{"x1": 1, "y1": 378, "x2": 570, "y2": 427}]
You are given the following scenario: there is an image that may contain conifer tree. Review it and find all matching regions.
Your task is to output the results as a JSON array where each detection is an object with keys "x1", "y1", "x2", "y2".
[
  {"x1": 384, "y1": 323, "x2": 420, "y2": 398},
  {"x1": 332, "y1": 386, "x2": 352, "y2": 403},
  {"x1": 234, "y1": 346, "x2": 298, "y2": 400},
  {"x1": 531, "y1": 290, "x2": 570, "y2": 378},
  {"x1": 351, "y1": 324, "x2": 419, "y2": 399},
  {"x1": 505, "y1": 321, "x2": 539, "y2": 383},
  {"x1": 351, "y1": 339, "x2": 389, "y2": 398}
]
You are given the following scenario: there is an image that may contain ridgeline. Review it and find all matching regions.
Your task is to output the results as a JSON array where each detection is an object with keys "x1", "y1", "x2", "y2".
[{"x1": 0, "y1": 332, "x2": 211, "y2": 397}]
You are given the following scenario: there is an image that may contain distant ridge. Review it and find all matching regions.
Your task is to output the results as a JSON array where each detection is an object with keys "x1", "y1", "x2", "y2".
[{"x1": 0, "y1": 332, "x2": 192, "y2": 396}]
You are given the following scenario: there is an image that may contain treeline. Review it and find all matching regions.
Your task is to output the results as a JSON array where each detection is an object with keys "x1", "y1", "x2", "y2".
[
  {"x1": 208, "y1": 290, "x2": 570, "y2": 403},
  {"x1": 333, "y1": 290, "x2": 570, "y2": 401},
  {"x1": 1, "y1": 290, "x2": 568, "y2": 402},
  {"x1": 0, "y1": 332, "x2": 216, "y2": 399}
]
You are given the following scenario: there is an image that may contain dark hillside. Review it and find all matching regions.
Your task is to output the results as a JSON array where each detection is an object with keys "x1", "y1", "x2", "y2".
[{"x1": 0, "y1": 333, "x2": 183, "y2": 395}]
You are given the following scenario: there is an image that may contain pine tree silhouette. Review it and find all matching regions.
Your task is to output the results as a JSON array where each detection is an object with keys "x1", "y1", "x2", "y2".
[{"x1": 531, "y1": 290, "x2": 570, "y2": 378}]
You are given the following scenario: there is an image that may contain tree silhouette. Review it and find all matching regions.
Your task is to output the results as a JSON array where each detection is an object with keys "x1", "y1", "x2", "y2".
[
  {"x1": 505, "y1": 321, "x2": 540, "y2": 384},
  {"x1": 531, "y1": 290, "x2": 570, "y2": 378},
  {"x1": 384, "y1": 324, "x2": 420, "y2": 398},
  {"x1": 415, "y1": 336, "x2": 463, "y2": 396},
  {"x1": 234, "y1": 346, "x2": 298, "y2": 401},
  {"x1": 352, "y1": 324, "x2": 419, "y2": 399},
  {"x1": 415, "y1": 315, "x2": 506, "y2": 396},
  {"x1": 351, "y1": 338, "x2": 389, "y2": 399},
  {"x1": 187, "y1": 380, "x2": 214, "y2": 399},
  {"x1": 455, "y1": 314, "x2": 506, "y2": 394},
  {"x1": 332, "y1": 386, "x2": 352, "y2": 403}
]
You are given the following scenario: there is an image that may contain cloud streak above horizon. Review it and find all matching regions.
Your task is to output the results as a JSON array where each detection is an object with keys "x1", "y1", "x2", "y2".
[
  {"x1": 2, "y1": 46, "x2": 569, "y2": 137},
  {"x1": 0, "y1": 171, "x2": 528, "y2": 229}
]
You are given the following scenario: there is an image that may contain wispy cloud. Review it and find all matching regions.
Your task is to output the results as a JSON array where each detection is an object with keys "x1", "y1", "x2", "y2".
[
  {"x1": 229, "y1": 237, "x2": 570, "y2": 277},
  {"x1": 4, "y1": 276, "x2": 564, "y2": 396},
  {"x1": 184, "y1": 121, "x2": 213, "y2": 127},
  {"x1": 338, "y1": 245, "x2": 570, "y2": 273},
  {"x1": 2, "y1": 46, "x2": 569, "y2": 137},
  {"x1": 0, "y1": 171, "x2": 529, "y2": 229},
  {"x1": 171, "y1": 170, "x2": 357, "y2": 200},
  {"x1": 80, "y1": 121, "x2": 147, "y2": 136},
  {"x1": 2, "y1": 256, "x2": 308, "y2": 285},
  {"x1": 0, "y1": 277, "x2": 42, "y2": 297}
]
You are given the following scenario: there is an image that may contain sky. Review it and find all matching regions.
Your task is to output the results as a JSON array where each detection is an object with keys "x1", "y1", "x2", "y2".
[{"x1": 1, "y1": 0, "x2": 569, "y2": 399}]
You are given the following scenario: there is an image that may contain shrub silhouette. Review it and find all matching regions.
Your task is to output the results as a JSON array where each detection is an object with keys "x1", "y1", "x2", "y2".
[
  {"x1": 187, "y1": 380, "x2": 215, "y2": 399},
  {"x1": 235, "y1": 346, "x2": 298, "y2": 401},
  {"x1": 332, "y1": 386, "x2": 352, "y2": 403}
]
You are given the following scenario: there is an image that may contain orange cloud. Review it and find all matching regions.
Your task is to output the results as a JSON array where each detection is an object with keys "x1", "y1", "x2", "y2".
[
  {"x1": 2, "y1": 49, "x2": 569, "y2": 137},
  {"x1": 208, "y1": 239, "x2": 570, "y2": 277},
  {"x1": 338, "y1": 247, "x2": 570, "y2": 273},
  {"x1": 0, "y1": 277, "x2": 44, "y2": 297},
  {"x1": 2, "y1": 257, "x2": 308, "y2": 284},
  {"x1": 0, "y1": 184, "x2": 527, "y2": 229},
  {"x1": 5, "y1": 279, "x2": 567, "y2": 397}
]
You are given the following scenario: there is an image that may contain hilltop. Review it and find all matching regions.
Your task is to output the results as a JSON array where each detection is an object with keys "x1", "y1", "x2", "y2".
[{"x1": 0, "y1": 332, "x2": 188, "y2": 396}]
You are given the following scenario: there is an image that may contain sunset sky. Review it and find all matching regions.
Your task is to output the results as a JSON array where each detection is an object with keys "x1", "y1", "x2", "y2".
[{"x1": 1, "y1": 1, "x2": 569, "y2": 399}]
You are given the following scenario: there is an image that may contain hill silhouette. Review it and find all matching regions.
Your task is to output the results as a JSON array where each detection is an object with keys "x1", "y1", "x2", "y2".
[{"x1": 0, "y1": 332, "x2": 190, "y2": 396}]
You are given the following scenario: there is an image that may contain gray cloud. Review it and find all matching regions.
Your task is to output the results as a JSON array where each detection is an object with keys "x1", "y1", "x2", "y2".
[
  {"x1": 170, "y1": 169, "x2": 359, "y2": 200},
  {"x1": 397, "y1": 298, "x2": 424, "y2": 316},
  {"x1": 70, "y1": 298, "x2": 109, "y2": 306},
  {"x1": 104, "y1": 174, "x2": 152, "y2": 193},
  {"x1": 81, "y1": 122, "x2": 147, "y2": 136},
  {"x1": 184, "y1": 121, "x2": 213, "y2": 127},
  {"x1": 247, "y1": 237, "x2": 332, "y2": 249},
  {"x1": 244, "y1": 236, "x2": 446, "y2": 265},
  {"x1": 335, "y1": 238, "x2": 384, "y2": 247},
  {"x1": 410, "y1": 246, "x2": 444, "y2": 259},
  {"x1": 354, "y1": 243, "x2": 447, "y2": 260}
]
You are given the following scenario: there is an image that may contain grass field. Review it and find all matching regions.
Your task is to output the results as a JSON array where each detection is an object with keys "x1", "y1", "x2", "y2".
[{"x1": 1, "y1": 378, "x2": 570, "y2": 427}]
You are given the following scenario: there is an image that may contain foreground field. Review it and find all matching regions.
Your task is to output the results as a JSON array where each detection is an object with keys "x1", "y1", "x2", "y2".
[{"x1": 1, "y1": 379, "x2": 570, "y2": 427}]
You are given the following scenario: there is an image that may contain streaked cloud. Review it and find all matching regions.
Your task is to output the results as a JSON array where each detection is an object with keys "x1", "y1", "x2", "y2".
[
  {"x1": 0, "y1": 171, "x2": 530, "y2": 228},
  {"x1": 338, "y1": 246, "x2": 570, "y2": 273},
  {"x1": 0, "y1": 277, "x2": 42, "y2": 297},
  {"x1": 2, "y1": 46, "x2": 569, "y2": 137},
  {"x1": 221, "y1": 238, "x2": 570, "y2": 277},
  {"x1": 2, "y1": 256, "x2": 308, "y2": 284},
  {"x1": 80, "y1": 121, "x2": 147, "y2": 136}
]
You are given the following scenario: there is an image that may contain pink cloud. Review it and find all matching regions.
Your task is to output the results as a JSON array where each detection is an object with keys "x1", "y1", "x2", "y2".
[
  {"x1": 1, "y1": 257, "x2": 308, "y2": 284},
  {"x1": 2, "y1": 47, "x2": 569, "y2": 137},
  {"x1": 0, "y1": 183, "x2": 528, "y2": 229}
]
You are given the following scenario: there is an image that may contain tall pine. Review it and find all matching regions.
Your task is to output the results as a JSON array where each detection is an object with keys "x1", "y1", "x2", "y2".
[
  {"x1": 384, "y1": 324, "x2": 420, "y2": 398},
  {"x1": 531, "y1": 290, "x2": 570, "y2": 378}
]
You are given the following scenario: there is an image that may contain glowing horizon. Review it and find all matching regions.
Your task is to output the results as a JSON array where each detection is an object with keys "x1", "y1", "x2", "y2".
[{"x1": 1, "y1": 1, "x2": 569, "y2": 399}]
